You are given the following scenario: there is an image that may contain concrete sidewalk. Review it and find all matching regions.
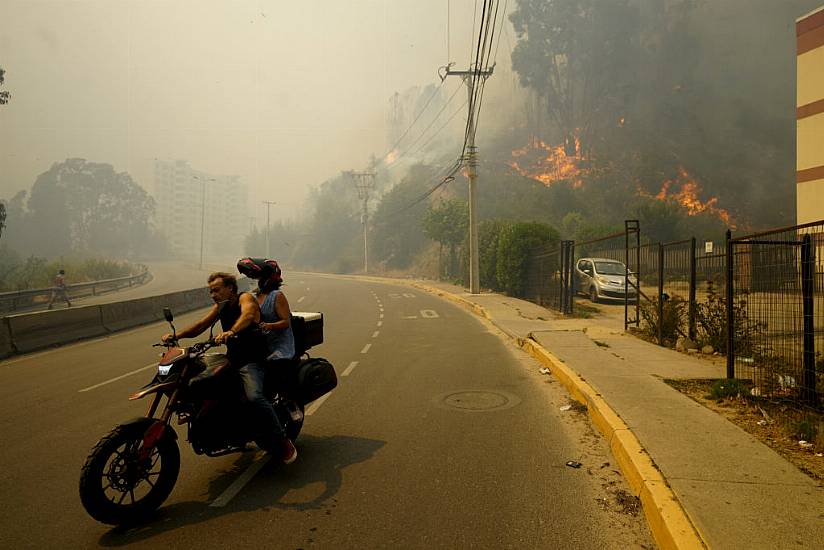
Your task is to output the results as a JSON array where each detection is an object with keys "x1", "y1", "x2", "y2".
[{"x1": 415, "y1": 280, "x2": 824, "y2": 550}]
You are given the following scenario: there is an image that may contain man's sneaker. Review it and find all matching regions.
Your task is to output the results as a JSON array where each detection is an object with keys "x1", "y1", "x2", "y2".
[{"x1": 282, "y1": 438, "x2": 298, "y2": 464}]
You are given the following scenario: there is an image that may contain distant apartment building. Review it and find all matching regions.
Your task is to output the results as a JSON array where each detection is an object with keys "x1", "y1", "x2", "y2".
[
  {"x1": 797, "y1": 5, "x2": 824, "y2": 224},
  {"x1": 153, "y1": 160, "x2": 248, "y2": 262}
]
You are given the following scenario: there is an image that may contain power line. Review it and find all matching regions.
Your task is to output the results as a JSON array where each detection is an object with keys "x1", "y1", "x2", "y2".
[
  {"x1": 405, "y1": 98, "x2": 468, "y2": 159},
  {"x1": 382, "y1": 79, "x2": 446, "y2": 161},
  {"x1": 384, "y1": 81, "x2": 464, "y2": 169}
]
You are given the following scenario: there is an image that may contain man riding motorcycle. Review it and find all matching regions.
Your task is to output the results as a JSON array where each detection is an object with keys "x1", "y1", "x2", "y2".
[{"x1": 161, "y1": 271, "x2": 297, "y2": 464}]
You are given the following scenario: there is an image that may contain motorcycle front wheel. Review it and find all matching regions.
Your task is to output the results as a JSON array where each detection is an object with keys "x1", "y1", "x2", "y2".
[{"x1": 79, "y1": 422, "x2": 180, "y2": 525}]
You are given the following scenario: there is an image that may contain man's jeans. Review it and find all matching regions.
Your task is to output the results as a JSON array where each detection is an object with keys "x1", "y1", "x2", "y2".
[{"x1": 237, "y1": 362, "x2": 286, "y2": 445}]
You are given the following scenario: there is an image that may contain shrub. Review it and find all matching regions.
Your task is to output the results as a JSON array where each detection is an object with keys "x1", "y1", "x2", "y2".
[
  {"x1": 495, "y1": 222, "x2": 559, "y2": 297},
  {"x1": 705, "y1": 378, "x2": 751, "y2": 400},
  {"x1": 639, "y1": 294, "x2": 687, "y2": 346},
  {"x1": 791, "y1": 416, "x2": 820, "y2": 443},
  {"x1": 695, "y1": 281, "x2": 765, "y2": 356}
]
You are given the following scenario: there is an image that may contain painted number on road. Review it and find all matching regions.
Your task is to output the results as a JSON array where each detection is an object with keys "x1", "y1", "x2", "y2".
[{"x1": 420, "y1": 309, "x2": 439, "y2": 319}]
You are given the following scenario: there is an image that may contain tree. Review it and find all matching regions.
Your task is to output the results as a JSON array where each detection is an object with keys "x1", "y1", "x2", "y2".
[
  {"x1": 370, "y1": 165, "x2": 434, "y2": 270},
  {"x1": 510, "y1": 0, "x2": 640, "y2": 157},
  {"x1": 422, "y1": 199, "x2": 468, "y2": 278},
  {"x1": 25, "y1": 159, "x2": 156, "y2": 257},
  {"x1": 0, "y1": 203, "x2": 5, "y2": 240},
  {"x1": 0, "y1": 66, "x2": 9, "y2": 105}
]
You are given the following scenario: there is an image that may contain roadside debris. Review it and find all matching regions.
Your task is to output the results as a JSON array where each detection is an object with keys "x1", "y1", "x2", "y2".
[
  {"x1": 799, "y1": 440, "x2": 813, "y2": 449},
  {"x1": 757, "y1": 420, "x2": 767, "y2": 426},
  {"x1": 539, "y1": 367, "x2": 551, "y2": 375},
  {"x1": 566, "y1": 461, "x2": 582, "y2": 469},
  {"x1": 559, "y1": 404, "x2": 572, "y2": 411}
]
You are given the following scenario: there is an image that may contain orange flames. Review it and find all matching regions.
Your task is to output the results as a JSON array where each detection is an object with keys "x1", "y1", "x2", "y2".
[
  {"x1": 507, "y1": 136, "x2": 583, "y2": 187},
  {"x1": 384, "y1": 149, "x2": 399, "y2": 165},
  {"x1": 650, "y1": 167, "x2": 733, "y2": 226}
]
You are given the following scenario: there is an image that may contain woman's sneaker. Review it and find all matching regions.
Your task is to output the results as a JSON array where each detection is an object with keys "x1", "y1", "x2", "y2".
[{"x1": 282, "y1": 438, "x2": 298, "y2": 464}]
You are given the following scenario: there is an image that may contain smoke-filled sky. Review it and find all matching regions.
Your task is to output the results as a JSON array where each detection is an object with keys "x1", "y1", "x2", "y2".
[{"x1": 0, "y1": 0, "x2": 518, "y2": 224}]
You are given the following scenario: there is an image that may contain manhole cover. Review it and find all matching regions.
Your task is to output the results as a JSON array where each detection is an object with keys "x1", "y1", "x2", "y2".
[{"x1": 437, "y1": 390, "x2": 520, "y2": 412}]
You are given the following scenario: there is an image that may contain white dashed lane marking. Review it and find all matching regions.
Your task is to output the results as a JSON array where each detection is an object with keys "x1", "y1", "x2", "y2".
[
  {"x1": 342, "y1": 361, "x2": 358, "y2": 376},
  {"x1": 377, "y1": 321, "x2": 382, "y2": 327},
  {"x1": 210, "y1": 453, "x2": 271, "y2": 507},
  {"x1": 372, "y1": 331, "x2": 379, "y2": 338},
  {"x1": 79, "y1": 363, "x2": 156, "y2": 392},
  {"x1": 306, "y1": 392, "x2": 332, "y2": 415},
  {"x1": 361, "y1": 344, "x2": 372, "y2": 354},
  {"x1": 297, "y1": 296, "x2": 305, "y2": 303}
]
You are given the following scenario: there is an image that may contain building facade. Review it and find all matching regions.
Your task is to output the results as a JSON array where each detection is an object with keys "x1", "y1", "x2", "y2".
[
  {"x1": 153, "y1": 160, "x2": 248, "y2": 262},
  {"x1": 797, "y1": 5, "x2": 824, "y2": 224}
]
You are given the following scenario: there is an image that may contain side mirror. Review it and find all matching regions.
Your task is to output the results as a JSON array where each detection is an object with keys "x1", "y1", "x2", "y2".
[{"x1": 163, "y1": 308, "x2": 174, "y2": 323}]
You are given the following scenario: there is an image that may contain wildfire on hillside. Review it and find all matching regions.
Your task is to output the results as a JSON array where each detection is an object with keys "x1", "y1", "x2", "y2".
[
  {"x1": 507, "y1": 136, "x2": 584, "y2": 188},
  {"x1": 384, "y1": 149, "x2": 399, "y2": 165},
  {"x1": 647, "y1": 167, "x2": 734, "y2": 227}
]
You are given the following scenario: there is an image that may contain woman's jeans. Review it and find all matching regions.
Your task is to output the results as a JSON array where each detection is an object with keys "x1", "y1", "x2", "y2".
[{"x1": 237, "y1": 362, "x2": 286, "y2": 445}]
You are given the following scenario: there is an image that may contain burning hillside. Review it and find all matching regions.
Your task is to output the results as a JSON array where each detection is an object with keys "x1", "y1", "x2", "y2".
[
  {"x1": 646, "y1": 167, "x2": 734, "y2": 227},
  {"x1": 507, "y1": 136, "x2": 584, "y2": 188}
]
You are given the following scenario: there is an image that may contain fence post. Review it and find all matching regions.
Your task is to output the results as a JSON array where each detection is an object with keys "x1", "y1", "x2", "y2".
[
  {"x1": 726, "y1": 229, "x2": 734, "y2": 379},
  {"x1": 567, "y1": 241, "x2": 575, "y2": 314},
  {"x1": 801, "y1": 234, "x2": 817, "y2": 406},
  {"x1": 689, "y1": 237, "x2": 696, "y2": 340},
  {"x1": 658, "y1": 243, "x2": 664, "y2": 345}
]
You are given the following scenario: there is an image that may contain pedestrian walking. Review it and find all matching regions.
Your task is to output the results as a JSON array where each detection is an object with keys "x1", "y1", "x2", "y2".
[{"x1": 47, "y1": 269, "x2": 72, "y2": 309}]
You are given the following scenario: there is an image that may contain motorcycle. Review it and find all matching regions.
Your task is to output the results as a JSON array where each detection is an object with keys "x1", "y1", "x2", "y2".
[{"x1": 79, "y1": 307, "x2": 336, "y2": 525}]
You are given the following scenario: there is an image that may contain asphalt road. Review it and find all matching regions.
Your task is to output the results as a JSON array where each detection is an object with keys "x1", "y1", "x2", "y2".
[{"x1": 0, "y1": 273, "x2": 652, "y2": 549}]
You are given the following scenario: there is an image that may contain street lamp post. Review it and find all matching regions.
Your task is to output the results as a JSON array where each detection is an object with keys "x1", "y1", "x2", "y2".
[
  {"x1": 199, "y1": 178, "x2": 206, "y2": 270},
  {"x1": 262, "y1": 201, "x2": 276, "y2": 257}
]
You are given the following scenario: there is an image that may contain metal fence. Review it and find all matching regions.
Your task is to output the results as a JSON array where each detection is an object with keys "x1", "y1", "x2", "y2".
[
  {"x1": 727, "y1": 221, "x2": 824, "y2": 407},
  {"x1": 523, "y1": 240, "x2": 573, "y2": 313},
  {"x1": 521, "y1": 217, "x2": 824, "y2": 409},
  {"x1": 0, "y1": 269, "x2": 152, "y2": 313}
]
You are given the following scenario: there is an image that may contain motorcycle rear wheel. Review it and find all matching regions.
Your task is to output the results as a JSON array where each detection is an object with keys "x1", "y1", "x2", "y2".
[{"x1": 79, "y1": 422, "x2": 180, "y2": 525}]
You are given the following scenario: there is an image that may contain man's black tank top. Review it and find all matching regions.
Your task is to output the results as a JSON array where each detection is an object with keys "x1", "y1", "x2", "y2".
[{"x1": 218, "y1": 293, "x2": 266, "y2": 366}]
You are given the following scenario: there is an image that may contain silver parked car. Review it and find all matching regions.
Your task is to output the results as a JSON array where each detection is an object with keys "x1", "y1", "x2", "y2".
[{"x1": 575, "y1": 258, "x2": 637, "y2": 302}]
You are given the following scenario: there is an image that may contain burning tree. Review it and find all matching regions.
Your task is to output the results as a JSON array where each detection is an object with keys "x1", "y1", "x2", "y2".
[{"x1": 509, "y1": 0, "x2": 640, "y2": 159}]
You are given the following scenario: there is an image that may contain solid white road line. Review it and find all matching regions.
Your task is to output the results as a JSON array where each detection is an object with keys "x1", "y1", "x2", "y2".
[
  {"x1": 342, "y1": 361, "x2": 358, "y2": 376},
  {"x1": 306, "y1": 392, "x2": 332, "y2": 415},
  {"x1": 210, "y1": 452, "x2": 271, "y2": 508},
  {"x1": 360, "y1": 343, "x2": 372, "y2": 354},
  {"x1": 78, "y1": 363, "x2": 157, "y2": 393},
  {"x1": 372, "y1": 331, "x2": 380, "y2": 338},
  {"x1": 297, "y1": 296, "x2": 305, "y2": 303}
]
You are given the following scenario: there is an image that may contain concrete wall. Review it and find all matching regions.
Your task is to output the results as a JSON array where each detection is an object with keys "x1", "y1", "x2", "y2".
[
  {"x1": 0, "y1": 286, "x2": 214, "y2": 359},
  {"x1": 797, "y1": 5, "x2": 824, "y2": 224}
]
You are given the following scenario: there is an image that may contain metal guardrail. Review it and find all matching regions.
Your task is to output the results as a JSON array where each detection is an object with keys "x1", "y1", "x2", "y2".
[{"x1": 0, "y1": 270, "x2": 152, "y2": 313}]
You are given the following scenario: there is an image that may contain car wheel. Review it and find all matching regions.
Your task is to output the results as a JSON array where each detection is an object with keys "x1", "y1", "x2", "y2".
[{"x1": 589, "y1": 285, "x2": 599, "y2": 303}]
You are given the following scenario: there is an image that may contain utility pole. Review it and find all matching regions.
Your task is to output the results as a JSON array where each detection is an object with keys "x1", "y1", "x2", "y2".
[
  {"x1": 442, "y1": 64, "x2": 493, "y2": 294},
  {"x1": 349, "y1": 171, "x2": 376, "y2": 273},
  {"x1": 192, "y1": 175, "x2": 214, "y2": 270},
  {"x1": 262, "y1": 200, "x2": 276, "y2": 258}
]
